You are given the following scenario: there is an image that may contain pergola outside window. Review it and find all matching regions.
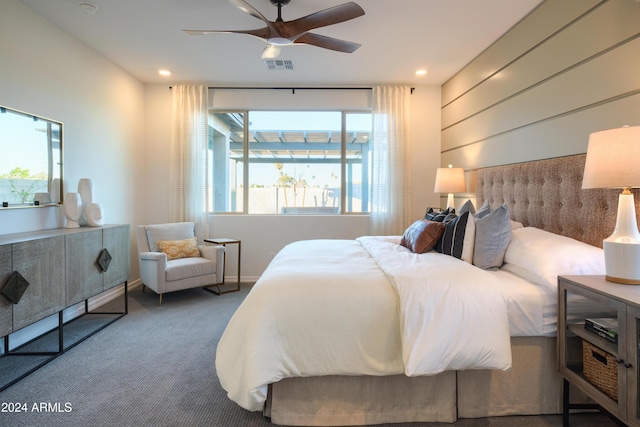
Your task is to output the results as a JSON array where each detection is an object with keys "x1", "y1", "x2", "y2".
[{"x1": 210, "y1": 110, "x2": 371, "y2": 214}]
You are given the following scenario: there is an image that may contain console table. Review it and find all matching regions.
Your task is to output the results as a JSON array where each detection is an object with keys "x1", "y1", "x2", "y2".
[{"x1": 0, "y1": 224, "x2": 130, "y2": 391}]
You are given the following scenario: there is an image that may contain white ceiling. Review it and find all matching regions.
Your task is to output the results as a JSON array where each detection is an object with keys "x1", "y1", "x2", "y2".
[{"x1": 19, "y1": 0, "x2": 543, "y2": 86}]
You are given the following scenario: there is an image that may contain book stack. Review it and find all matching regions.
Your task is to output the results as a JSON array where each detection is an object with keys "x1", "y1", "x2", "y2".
[{"x1": 585, "y1": 317, "x2": 618, "y2": 344}]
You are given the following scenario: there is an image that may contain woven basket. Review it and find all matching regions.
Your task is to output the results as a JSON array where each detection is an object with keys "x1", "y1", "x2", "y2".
[{"x1": 582, "y1": 340, "x2": 618, "y2": 401}]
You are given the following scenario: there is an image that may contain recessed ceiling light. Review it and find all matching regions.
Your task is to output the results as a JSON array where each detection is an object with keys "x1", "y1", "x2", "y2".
[
  {"x1": 416, "y1": 69, "x2": 427, "y2": 76},
  {"x1": 158, "y1": 69, "x2": 172, "y2": 77},
  {"x1": 78, "y1": 3, "x2": 97, "y2": 14}
]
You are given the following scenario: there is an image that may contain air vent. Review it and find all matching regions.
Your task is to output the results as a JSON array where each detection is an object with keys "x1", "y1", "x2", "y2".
[{"x1": 264, "y1": 60, "x2": 294, "y2": 71}]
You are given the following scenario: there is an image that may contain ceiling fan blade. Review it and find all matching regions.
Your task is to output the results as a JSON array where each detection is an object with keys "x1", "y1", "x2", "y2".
[
  {"x1": 261, "y1": 44, "x2": 281, "y2": 59},
  {"x1": 227, "y1": 0, "x2": 269, "y2": 24},
  {"x1": 284, "y1": 2, "x2": 365, "y2": 40},
  {"x1": 227, "y1": 0, "x2": 278, "y2": 36},
  {"x1": 294, "y1": 32, "x2": 361, "y2": 53},
  {"x1": 183, "y1": 27, "x2": 270, "y2": 40}
]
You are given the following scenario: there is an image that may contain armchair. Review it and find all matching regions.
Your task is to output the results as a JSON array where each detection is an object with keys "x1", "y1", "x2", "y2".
[{"x1": 136, "y1": 222, "x2": 224, "y2": 306}]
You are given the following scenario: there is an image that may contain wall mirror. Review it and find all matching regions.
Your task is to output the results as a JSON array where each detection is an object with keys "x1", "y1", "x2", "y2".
[{"x1": 0, "y1": 105, "x2": 63, "y2": 208}]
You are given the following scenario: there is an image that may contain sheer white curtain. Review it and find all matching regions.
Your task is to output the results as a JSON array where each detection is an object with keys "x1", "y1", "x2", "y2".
[
  {"x1": 169, "y1": 84, "x2": 210, "y2": 236},
  {"x1": 369, "y1": 85, "x2": 413, "y2": 235}
]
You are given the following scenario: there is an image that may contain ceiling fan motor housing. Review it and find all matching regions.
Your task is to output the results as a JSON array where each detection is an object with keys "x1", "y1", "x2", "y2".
[{"x1": 270, "y1": 0, "x2": 291, "y2": 6}]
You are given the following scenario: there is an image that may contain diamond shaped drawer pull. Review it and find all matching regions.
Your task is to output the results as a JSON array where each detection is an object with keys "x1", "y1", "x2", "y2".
[
  {"x1": 2, "y1": 271, "x2": 30, "y2": 304},
  {"x1": 97, "y1": 248, "x2": 112, "y2": 272}
]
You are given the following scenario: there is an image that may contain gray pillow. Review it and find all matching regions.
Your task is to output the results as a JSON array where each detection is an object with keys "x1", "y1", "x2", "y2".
[
  {"x1": 472, "y1": 204, "x2": 511, "y2": 270},
  {"x1": 474, "y1": 200, "x2": 491, "y2": 219},
  {"x1": 458, "y1": 199, "x2": 475, "y2": 215}
]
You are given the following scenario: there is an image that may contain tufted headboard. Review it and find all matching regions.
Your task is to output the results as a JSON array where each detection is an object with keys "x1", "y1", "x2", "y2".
[{"x1": 476, "y1": 154, "x2": 640, "y2": 248}]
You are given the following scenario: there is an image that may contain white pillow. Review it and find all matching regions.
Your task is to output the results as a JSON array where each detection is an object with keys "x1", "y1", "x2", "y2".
[{"x1": 502, "y1": 227, "x2": 605, "y2": 291}]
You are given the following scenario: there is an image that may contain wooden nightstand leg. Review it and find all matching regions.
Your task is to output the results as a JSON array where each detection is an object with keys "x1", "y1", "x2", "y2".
[{"x1": 563, "y1": 379, "x2": 570, "y2": 427}]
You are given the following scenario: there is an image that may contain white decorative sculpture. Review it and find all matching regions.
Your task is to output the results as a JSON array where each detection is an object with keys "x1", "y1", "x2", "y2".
[
  {"x1": 86, "y1": 202, "x2": 104, "y2": 227},
  {"x1": 63, "y1": 193, "x2": 82, "y2": 228},
  {"x1": 50, "y1": 178, "x2": 61, "y2": 204},
  {"x1": 78, "y1": 178, "x2": 93, "y2": 226}
]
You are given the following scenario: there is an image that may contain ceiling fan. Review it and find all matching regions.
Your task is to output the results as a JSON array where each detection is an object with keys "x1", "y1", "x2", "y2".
[{"x1": 183, "y1": 0, "x2": 365, "y2": 59}]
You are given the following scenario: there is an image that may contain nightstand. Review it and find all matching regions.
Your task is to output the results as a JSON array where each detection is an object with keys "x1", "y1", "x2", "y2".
[
  {"x1": 558, "y1": 275, "x2": 640, "y2": 426},
  {"x1": 204, "y1": 238, "x2": 241, "y2": 294}
]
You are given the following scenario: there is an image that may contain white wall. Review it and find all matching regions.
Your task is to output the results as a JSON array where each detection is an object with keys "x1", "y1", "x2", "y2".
[
  {"x1": 0, "y1": 0, "x2": 146, "y2": 278},
  {"x1": 144, "y1": 84, "x2": 441, "y2": 279}
]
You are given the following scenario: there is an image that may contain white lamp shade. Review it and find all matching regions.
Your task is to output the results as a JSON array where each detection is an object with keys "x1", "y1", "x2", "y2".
[
  {"x1": 582, "y1": 126, "x2": 640, "y2": 189},
  {"x1": 434, "y1": 167, "x2": 466, "y2": 193}
]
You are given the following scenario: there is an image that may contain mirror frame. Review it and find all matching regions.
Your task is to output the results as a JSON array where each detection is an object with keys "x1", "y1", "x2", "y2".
[{"x1": 0, "y1": 105, "x2": 63, "y2": 209}]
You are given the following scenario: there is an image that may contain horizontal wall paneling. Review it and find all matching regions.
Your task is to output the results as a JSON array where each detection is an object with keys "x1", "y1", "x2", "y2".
[
  {"x1": 442, "y1": 92, "x2": 640, "y2": 171},
  {"x1": 442, "y1": 36, "x2": 640, "y2": 152},
  {"x1": 441, "y1": 0, "x2": 603, "y2": 106},
  {"x1": 442, "y1": 0, "x2": 640, "y2": 128},
  {"x1": 441, "y1": 0, "x2": 640, "y2": 208}
]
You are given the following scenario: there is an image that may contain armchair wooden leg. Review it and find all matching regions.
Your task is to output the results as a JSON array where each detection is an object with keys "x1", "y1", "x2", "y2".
[{"x1": 158, "y1": 293, "x2": 163, "y2": 307}]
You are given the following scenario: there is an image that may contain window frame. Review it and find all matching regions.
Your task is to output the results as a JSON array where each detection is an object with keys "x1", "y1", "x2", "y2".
[{"x1": 209, "y1": 109, "x2": 372, "y2": 215}]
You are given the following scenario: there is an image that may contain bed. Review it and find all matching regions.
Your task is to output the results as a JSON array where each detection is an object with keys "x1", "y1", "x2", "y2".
[{"x1": 216, "y1": 154, "x2": 634, "y2": 426}]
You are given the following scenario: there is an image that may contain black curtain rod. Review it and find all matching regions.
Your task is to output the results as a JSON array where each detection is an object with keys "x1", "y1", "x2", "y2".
[
  {"x1": 209, "y1": 86, "x2": 372, "y2": 91},
  {"x1": 170, "y1": 86, "x2": 415, "y2": 94}
]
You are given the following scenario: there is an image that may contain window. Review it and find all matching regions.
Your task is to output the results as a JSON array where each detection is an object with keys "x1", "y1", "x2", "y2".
[{"x1": 210, "y1": 110, "x2": 372, "y2": 214}]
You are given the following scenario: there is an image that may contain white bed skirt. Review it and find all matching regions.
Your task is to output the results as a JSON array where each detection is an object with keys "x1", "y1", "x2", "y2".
[{"x1": 266, "y1": 336, "x2": 563, "y2": 426}]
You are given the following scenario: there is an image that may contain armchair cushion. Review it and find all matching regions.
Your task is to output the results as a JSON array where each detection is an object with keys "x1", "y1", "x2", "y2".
[
  {"x1": 145, "y1": 222, "x2": 196, "y2": 252},
  {"x1": 165, "y1": 257, "x2": 217, "y2": 282},
  {"x1": 157, "y1": 237, "x2": 200, "y2": 260}
]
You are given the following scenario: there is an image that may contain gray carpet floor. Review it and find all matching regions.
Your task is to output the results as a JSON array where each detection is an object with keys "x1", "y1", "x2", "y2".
[{"x1": 0, "y1": 284, "x2": 617, "y2": 427}]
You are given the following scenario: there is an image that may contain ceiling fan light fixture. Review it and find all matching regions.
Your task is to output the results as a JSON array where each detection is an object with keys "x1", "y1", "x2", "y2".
[
  {"x1": 261, "y1": 44, "x2": 281, "y2": 59},
  {"x1": 267, "y1": 37, "x2": 292, "y2": 46}
]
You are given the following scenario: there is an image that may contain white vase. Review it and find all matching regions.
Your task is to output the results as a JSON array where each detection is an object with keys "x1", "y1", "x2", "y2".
[
  {"x1": 86, "y1": 202, "x2": 104, "y2": 227},
  {"x1": 78, "y1": 178, "x2": 93, "y2": 226},
  {"x1": 63, "y1": 193, "x2": 82, "y2": 228},
  {"x1": 50, "y1": 178, "x2": 61, "y2": 204}
]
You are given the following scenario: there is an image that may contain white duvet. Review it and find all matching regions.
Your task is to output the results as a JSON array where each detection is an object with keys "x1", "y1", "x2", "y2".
[{"x1": 216, "y1": 237, "x2": 512, "y2": 411}]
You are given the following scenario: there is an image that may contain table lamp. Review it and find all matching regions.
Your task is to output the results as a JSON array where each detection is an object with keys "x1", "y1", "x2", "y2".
[
  {"x1": 434, "y1": 164, "x2": 466, "y2": 210},
  {"x1": 582, "y1": 126, "x2": 640, "y2": 284}
]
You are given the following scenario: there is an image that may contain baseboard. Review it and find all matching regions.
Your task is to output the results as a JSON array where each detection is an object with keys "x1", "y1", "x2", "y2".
[{"x1": 85, "y1": 279, "x2": 141, "y2": 312}]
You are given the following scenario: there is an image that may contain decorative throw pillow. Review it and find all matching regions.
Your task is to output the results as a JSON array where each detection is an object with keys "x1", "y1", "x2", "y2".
[
  {"x1": 157, "y1": 237, "x2": 200, "y2": 260},
  {"x1": 438, "y1": 211, "x2": 475, "y2": 263},
  {"x1": 400, "y1": 220, "x2": 446, "y2": 254},
  {"x1": 424, "y1": 207, "x2": 436, "y2": 218},
  {"x1": 472, "y1": 203, "x2": 512, "y2": 270},
  {"x1": 458, "y1": 199, "x2": 476, "y2": 215},
  {"x1": 425, "y1": 207, "x2": 455, "y2": 222},
  {"x1": 474, "y1": 200, "x2": 491, "y2": 219}
]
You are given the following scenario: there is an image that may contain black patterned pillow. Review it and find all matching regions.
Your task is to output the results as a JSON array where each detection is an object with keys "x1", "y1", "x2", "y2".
[
  {"x1": 425, "y1": 207, "x2": 455, "y2": 222},
  {"x1": 437, "y1": 211, "x2": 476, "y2": 263}
]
